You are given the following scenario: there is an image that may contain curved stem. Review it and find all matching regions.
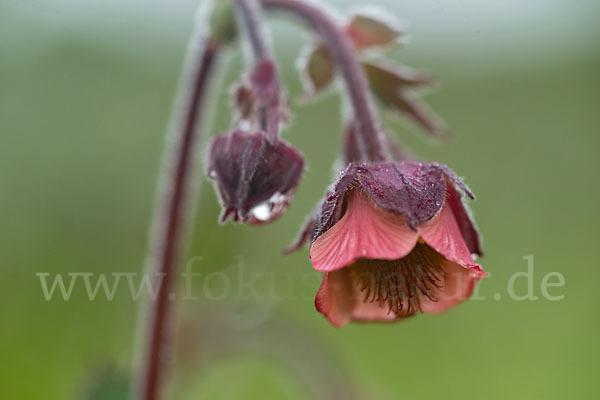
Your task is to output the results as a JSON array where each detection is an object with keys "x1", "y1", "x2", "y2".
[
  {"x1": 135, "y1": 34, "x2": 220, "y2": 400},
  {"x1": 260, "y1": 0, "x2": 388, "y2": 162}
]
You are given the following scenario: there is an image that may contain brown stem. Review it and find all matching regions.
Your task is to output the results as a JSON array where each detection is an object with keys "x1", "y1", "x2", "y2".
[
  {"x1": 260, "y1": 0, "x2": 388, "y2": 162},
  {"x1": 235, "y1": 0, "x2": 285, "y2": 140},
  {"x1": 235, "y1": 0, "x2": 268, "y2": 59},
  {"x1": 135, "y1": 35, "x2": 220, "y2": 400}
]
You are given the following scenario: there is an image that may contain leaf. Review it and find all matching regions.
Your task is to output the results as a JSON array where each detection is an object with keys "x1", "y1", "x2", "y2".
[
  {"x1": 362, "y1": 61, "x2": 436, "y2": 89},
  {"x1": 393, "y1": 90, "x2": 448, "y2": 139},
  {"x1": 299, "y1": 44, "x2": 336, "y2": 95},
  {"x1": 345, "y1": 13, "x2": 403, "y2": 49},
  {"x1": 362, "y1": 61, "x2": 447, "y2": 139}
]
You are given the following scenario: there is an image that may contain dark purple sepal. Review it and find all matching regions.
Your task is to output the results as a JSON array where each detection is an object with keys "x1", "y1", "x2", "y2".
[
  {"x1": 285, "y1": 161, "x2": 480, "y2": 254},
  {"x1": 435, "y1": 163, "x2": 475, "y2": 199},
  {"x1": 357, "y1": 162, "x2": 446, "y2": 229},
  {"x1": 311, "y1": 164, "x2": 359, "y2": 240},
  {"x1": 283, "y1": 162, "x2": 357, "y2": 254},
  {"x1": 283, "y1": 202, "x2": 319, "y2": 254},
  {"x1": 316, "y1": 161, "x2": 476, "y2": 235},
  {"x1": 444, "y1": 174, "x2": 483, "y2": 256},
  {"x1": 207, "y1": 130, "x2": 304, "y2": 225}
]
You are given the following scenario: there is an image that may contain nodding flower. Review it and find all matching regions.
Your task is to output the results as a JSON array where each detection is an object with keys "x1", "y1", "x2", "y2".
[
  {"x1": 207, "y1": 130, "x2": 304, "y2": 225},
  {"x1": 288, "y1": 161, "x2": 485, "y2": 327}
]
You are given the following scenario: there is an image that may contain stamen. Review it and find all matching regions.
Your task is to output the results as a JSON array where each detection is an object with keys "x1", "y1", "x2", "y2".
[{"x1": 351, "y1": 243, "x2": 446, "y2": 315}]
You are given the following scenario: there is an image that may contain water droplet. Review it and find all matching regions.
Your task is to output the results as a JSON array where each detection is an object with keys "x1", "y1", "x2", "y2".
[
  {"x1": 248, "y1": 193, "x2": 288, "y2": 223},
  {"x1": 249, "y1": 203, "x2": 271, "y2": 221},
  {"x1": 238, "y1": 120, "x2": 252, "y2": 131}
]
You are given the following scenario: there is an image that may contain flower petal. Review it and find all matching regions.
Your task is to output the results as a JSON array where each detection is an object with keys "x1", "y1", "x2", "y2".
[
  {"x1": 350, "y1": 294, "x2": 414, "y2": 322},
  {"x1": 310, "y1": 190, "x2": 419, "y2": 271},
  {"x1": 420, "y1": 260, "x2": 483, "y2": 314},
  {"x1": 315, "y1": 268, "x2": 414, "y2": 327},
  {"x1": 315, "y1": 270, "x2": 355, "y2": 327},
  {"x1": 445, "y1": 182, "x2": 483, "y2": 256},
  {"x1": 419, "y1": 203, "x2": 484, "y2": 272}
]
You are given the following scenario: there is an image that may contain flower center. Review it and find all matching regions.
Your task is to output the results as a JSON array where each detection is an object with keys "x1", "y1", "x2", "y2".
[{"x1": 351, "y1": 243, "x2": 446, "y2": 314}]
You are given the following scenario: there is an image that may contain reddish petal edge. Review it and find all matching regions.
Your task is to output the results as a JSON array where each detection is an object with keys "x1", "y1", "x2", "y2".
[
  {"x1": 420, "y1": 260, "x2": 484, "y2": 314},
  {"x1": 419, "y1": 204, "x2": 487, "y2": 278},
  {"x1": 315, "y1": 269, "x2": 415, "y2": 327},
  {"x1": 310, "y1": 190, "x2": 419, "y2": 272},
  {"x1": 315, "y1": 270, "x2": 355, "y2": 327}
]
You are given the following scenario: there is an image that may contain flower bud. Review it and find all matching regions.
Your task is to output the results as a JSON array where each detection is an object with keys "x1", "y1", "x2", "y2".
[
  {"x1": 208, "y1": 130, "x2": 304, "y2": 225},
  {"x1": 232, "y1": 60, "x2": 288, "y2": 143},
  {"x1": 210, "y1": 0, "x2": 238, "y2": 46}
]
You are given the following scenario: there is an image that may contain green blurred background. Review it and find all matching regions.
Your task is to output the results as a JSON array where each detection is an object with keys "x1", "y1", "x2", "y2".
[{"x1": 1, "y1": 0, "x2": 599, "y2": 399}]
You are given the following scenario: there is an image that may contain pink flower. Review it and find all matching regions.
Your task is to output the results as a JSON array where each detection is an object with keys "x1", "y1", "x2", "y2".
[{"x1": 292, "y1": 161, "x2": 486, "y2": 327}]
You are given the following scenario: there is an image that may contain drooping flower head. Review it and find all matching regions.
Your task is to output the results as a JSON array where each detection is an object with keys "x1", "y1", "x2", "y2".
[
  {"x1": 289, "y1": 161, "x2": 485, "y2": 326},
  {"x1": 208, "y1": 130, "x2": 304, "y2": 225},
  {"x1": 208, "y1": 56, "x2": 304, "y2": 225}
]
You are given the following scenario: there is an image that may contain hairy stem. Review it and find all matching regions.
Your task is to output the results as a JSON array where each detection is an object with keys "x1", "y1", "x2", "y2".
[
  {"x1": 260, "y1": 0, "x2": 388, "y2": 161},
  {"x1": 235, "y1": 0, "x2": 268, "y2": 59},
  {"x1": 235, "y1": 0, "x2": 285, "y2": 140},
  {"x1": 135, "y1": 33, "x2": 220, "y2": 400}
]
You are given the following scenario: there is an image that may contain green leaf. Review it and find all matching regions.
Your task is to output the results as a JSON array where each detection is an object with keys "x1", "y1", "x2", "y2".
[
  {"x1": 345, "y1": 14, "x2": 403, "y2": 49},
  {"x1": 299, "y1": 44, "x2": 336, "y2": 95},
  {"x1": 363, "y1": 61, "x2": 447, "y2": 139}
]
